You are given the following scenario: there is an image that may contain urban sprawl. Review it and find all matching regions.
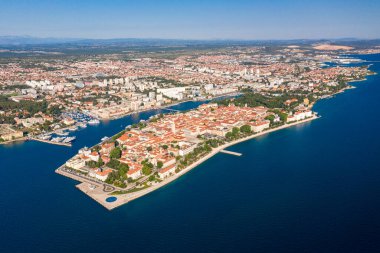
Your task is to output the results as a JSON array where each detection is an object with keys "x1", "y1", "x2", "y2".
[{"x1": 0, "y1": 43, "x2": 376, "y2": 208}]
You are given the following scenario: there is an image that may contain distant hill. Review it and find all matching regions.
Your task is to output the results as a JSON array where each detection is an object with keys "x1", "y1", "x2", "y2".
[
  {"x1": 0, "y1": 36, "x2": 378, "y2": 50},
  {"x1": 0, "y1": 36, "x2": 81, "y2": 45}
]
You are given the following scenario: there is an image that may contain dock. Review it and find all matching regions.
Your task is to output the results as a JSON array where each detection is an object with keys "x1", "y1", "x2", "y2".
[
  {"x1": 28, "y1": 137, "x2": 72, "y2": 147},
  {"x1": 219, "y1": 149, "x2": 242, "y2": 156}
]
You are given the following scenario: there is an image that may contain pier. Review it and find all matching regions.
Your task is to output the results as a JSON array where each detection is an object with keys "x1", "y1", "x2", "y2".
[
  {"x1": 220, "y1": 149, "x2": 242, "y2": 156},
  {"x1": 29, "y1": 137, "x2": 72, "y2": 147}
]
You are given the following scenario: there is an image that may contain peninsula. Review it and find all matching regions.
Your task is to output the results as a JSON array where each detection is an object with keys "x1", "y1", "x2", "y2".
[
  {"x1": 45, "y1": 42, "x2": 376, "y2": 210},
  {"x1": 57, "y1": 101, "x2": 318, "y2": 210},
  {"x1": 0, "y1": 39, "x2": 376, "y2": 209}
]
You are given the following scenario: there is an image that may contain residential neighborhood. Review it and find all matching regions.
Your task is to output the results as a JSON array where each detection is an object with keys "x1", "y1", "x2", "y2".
[{"x1": 62, "y1": 102, "x2": 315, "y2": 193}]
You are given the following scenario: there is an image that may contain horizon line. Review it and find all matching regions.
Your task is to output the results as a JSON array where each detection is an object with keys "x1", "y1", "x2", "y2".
[{"x1": 1, "y1": 35, "x2": 380, "y2": 42}]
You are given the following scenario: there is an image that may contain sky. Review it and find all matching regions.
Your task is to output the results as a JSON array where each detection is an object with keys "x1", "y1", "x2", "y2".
[{"x1": 0, "y1": 0, "x2": 379, "y2": 40}]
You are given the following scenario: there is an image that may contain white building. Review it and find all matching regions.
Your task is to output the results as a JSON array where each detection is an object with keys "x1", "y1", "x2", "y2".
[
  {"x1": 295, "y1": 112, "x2": 305, "y2": 121},
  {"x1": 95, "y1": 169, "x2": 112, "y2": 181},
  {"x1": 65, "y1": 158, "x2": 86, "y2": 171},
  {"x1": 127, "y1": 167, "x2": 142, "y2": 180},
  {"x1": 287, "y1": 115, "x2": 297, "y2": 123},
  {"x1": 156, "y1": 93, "x2": 163, "y2": 101},
  {"x1": 157, "y1": 87, "x2": 187, "y2": 100},
  {"x1": 178, "y1": 142, "x2": 196, "y2": 156},
  {"x1": 249, "y1": 120, "x2": 270, "y2": 132},
  {"x1": 158, "y1": 164, "x2": 176, "y2": 179}
]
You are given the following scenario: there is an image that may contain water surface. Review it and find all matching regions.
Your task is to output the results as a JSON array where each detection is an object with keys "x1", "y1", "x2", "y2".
[{"x1": 1, "y1": 54, "x2": 380, "y2": 253}]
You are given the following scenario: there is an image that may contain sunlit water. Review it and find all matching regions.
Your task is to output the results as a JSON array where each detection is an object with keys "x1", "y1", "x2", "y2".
[{"x1": 1, "y1": 54, "x2": 380, "y2": 253}]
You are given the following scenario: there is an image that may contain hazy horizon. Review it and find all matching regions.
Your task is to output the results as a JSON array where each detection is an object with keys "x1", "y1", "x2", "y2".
[
  {"x1": 1, "y1": 0, "x2": 379, "y2": 40},
  {"x1": 1, "y1": 33, "x2": 379, "y2": 43}
]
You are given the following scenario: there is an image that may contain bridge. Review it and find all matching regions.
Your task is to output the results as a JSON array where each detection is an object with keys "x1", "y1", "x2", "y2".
[
  {"x1": 219, "y1": 149, "x2": 242, "y2": 156},
  {"x1": 162, "y1": 108, "x2": 181, "y2": 112}
]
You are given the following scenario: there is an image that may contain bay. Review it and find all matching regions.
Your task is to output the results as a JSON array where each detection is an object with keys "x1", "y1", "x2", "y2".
[{"x1": 1, "y1": 54, "x2": 380, "y2": 253}]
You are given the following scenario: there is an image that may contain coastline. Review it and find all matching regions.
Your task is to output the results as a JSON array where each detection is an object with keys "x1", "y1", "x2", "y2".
[
  {"x1": 95, "y1": 92, "x2": 241, "y2": 121},
  {"x1": 54, "y1": 64, "x2": 376, "y2": 210},
  {"x1": 0, "y1": 137, "x2": 28, "y2": 145},
  {"x1": 0, "y1": 93, "x2": 240, "y2": 146},
  {"x1": 93, "y1": 100, "x2": 193, "y2": 121},
  {"x1": 71, "y1": 115, "x2": 319, "y2": 210}
]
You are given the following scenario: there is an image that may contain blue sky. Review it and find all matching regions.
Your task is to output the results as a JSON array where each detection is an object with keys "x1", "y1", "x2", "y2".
[{"x1": 0, "y1": 0, "x2": 379, "y2": 39}]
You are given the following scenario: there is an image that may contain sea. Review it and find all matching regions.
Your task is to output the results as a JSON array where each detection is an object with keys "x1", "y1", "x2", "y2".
[{"x1": 1, "y1": 54, "x2": 380, "y2": 253}]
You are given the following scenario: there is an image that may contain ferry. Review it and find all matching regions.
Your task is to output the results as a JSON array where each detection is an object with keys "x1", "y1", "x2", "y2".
[
  {"x1": 56, "y1": 130, "x2": 69, "y2": 136},
  {"x1": 51, "y1": 137, "x2": 65, "y2": 143},
  {"x1": 40, "y1": 134, "x2": 52, "y2": 140},
  {"x1": 335, "y1": 58, "x2": 364, "y2": 65},
  {"x1": 69, "y1": 126, "x2": 78, "y2": 131},
  {"x1": 77, "y1": 122, "x2": 87, "y2": 128},
  {"x1": 62, "y1": 136, "x2": 76, "y2": 143},
  {"x1": 101, "y1": 136, "x2": 109, "y2": 142},
  {"x1": 88, "y1": 119, "x2": 100, "y2": 125}
]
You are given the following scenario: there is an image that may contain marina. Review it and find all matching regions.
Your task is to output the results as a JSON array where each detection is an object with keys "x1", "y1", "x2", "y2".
[
  {"x1": 28, "y1": 136, "x2": 72, "y2": 147},
  {"x1": 32, "y1": 129, "x2": 77, "y2": 146},
  {"x1": 23, "y1": 111, "x2": 100, "y2": 146},
  {"x1": 88, "y1": 119, "x2": 100, "y2": 125}
]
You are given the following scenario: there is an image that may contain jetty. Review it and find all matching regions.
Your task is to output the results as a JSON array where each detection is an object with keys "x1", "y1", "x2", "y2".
[
  {"x1": 220, "y1": 149, "x2": 242, "y2": 156},
  {"x1": 29, "y1": 137, "x2": 72, "y2": 147}
]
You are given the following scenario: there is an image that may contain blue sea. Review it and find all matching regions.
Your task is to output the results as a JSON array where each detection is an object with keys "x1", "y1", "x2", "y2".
[{"x1": 1, "y1": 54, "x2": 380, "y2": 253}]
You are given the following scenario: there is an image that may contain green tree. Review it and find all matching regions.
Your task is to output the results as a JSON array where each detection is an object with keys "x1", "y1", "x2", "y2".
[
  {"x1": 118, "y1": 163, "x2": 129, "y2": 174},
  {"x1": 142, "y1": 164, "x2": 152, "y2": 175},
  {"x1": 204, "y1": 144, "x2": 212, "y2": 152},
  {"x1": 86, "y1": 160, "x2": 97, "y2": 168},
  {"x1": 278, "y1": 112, "x2": 288, "y2": 122},
  {"x1": 232, "y1": 127, "x2": 240, "y2": 135},
  {"x1": 110, "y1": 147, "x2": 122, "y2": 159},
  {"x1": 225, "y1": 132, "x2": 233, "y2": 139},
  {"x1": 265, "y1": 115, "x2": 275, "y2": 123},
  {"x1": 105, "y1": 171, "x2": 118, "y2": 184},
  {"x1": 157, "y1": 161, "x2": 163, "y2": 169},
  {"x1": 96, "y1": 157, "x2": 104, "y2": 167},
  {"x1": 106, "y1": 159, "x2": 120, "y2": 169},
  {"x1": 240, "y1": 125, "x2": 252, "y2": 134}
]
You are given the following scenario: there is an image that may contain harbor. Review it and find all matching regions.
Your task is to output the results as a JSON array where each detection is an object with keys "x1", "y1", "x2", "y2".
[
  {"x1": 2, "y1": 52, "x2": 380, "y2": 253},
  {"x1": 30, "y1": 128, "x2": 77, "y2": 147},
  {"x1": 29, "y1": 136, "x2": 72, "y2": 147},
  {"x1": 26, "y1": 111, "x2": 100, "y2": 146}
]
